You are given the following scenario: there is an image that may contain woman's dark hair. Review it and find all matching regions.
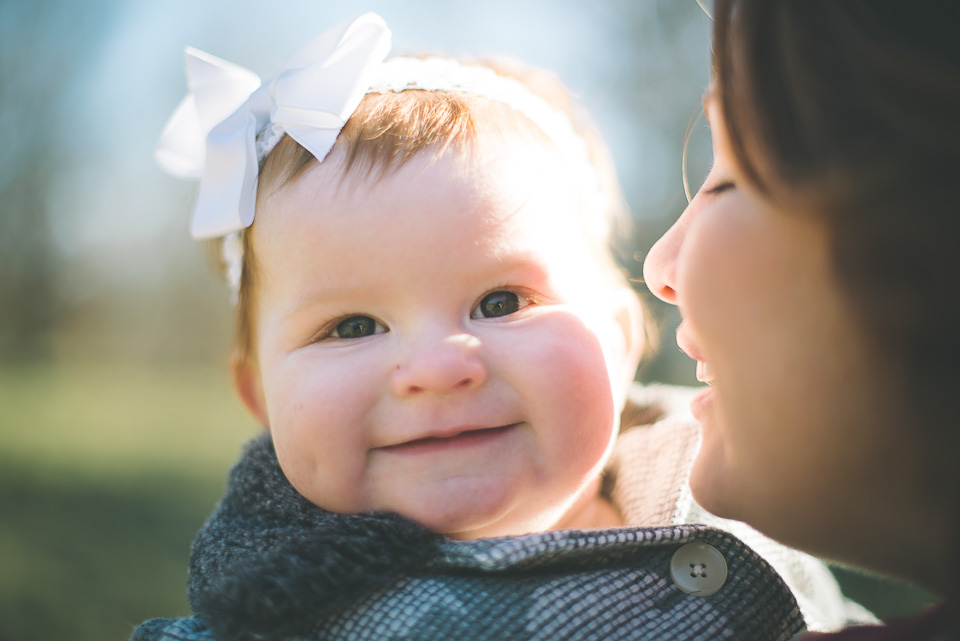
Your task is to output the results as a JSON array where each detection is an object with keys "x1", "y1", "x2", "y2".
[
  {"x1": 711, "y1": 0, "x2": 960, "y2": 601},
  {"x1": 712, "y1": 0, "x2": 960, "y2": 431}
]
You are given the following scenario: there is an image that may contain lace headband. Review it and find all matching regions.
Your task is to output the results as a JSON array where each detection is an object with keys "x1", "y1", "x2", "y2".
[{"x1": 155, "y1": 13, "x2": 602, "y2": 298}]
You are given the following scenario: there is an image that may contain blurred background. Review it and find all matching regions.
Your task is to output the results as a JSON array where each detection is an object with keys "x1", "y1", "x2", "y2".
[{"x1": 0, "y1": 1, "x2": 934, "y2": 639}]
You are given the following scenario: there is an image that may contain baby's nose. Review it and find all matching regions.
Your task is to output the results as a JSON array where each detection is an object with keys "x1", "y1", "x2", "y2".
[{"x1": 390, "y1": 333, "x2": 487, "y2": 397}]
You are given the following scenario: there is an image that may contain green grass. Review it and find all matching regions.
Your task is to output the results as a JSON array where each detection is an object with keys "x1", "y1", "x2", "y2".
[
  {"x1": 0, "y1": 363, "x2": 258, "y2": 479},
  {"x1": 829, "y1": 565, "x2": 936, "y2": 622},
  {"x1": 0, "y1": 361, "x2": 259, "y2": 641},
  {"x1": 0, "y1": 362, "x2": 937, "y2": 641},
  {"x1": 0, "y1": 465, "x2": 217, "y2": 640}
]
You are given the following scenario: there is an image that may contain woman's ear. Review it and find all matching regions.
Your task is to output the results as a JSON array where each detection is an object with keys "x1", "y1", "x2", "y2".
[{"x1": 231, "y1": 351, "x2": 270, "y2": 429}]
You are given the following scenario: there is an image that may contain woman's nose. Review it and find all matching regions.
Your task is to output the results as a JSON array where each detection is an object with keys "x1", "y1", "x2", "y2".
[
  {"x1": 642, "y1": 214, "x2": 687, "y2": 306},
  {"x1": 390, "y1": 333, "x2": 487, "y2": 397}
]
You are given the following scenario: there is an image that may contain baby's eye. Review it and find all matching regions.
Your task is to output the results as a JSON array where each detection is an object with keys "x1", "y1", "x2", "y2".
[
  {"x1": 331, "y1": 315, "x2": 385, "y2": 339},
  {"x1": 471, "y1": 290, "x2": 528, "y2": 319}
]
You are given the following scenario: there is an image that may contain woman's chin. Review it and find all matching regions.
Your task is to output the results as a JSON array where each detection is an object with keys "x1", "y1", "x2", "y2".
[{"x1": 687, "y1": 438, "x2": 740, "y2": 523}]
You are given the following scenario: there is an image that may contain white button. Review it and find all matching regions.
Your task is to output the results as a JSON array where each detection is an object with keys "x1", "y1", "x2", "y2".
[{"x1": 670, "y1": 542, "x2": 728, "y2": 596}]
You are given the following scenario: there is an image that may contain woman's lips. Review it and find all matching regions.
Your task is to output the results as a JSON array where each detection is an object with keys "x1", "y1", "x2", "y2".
[
  {"x1": 690, "y1": 386, "x2": 714, "y2": 420},
  {"x1": 677, "y1": 325, "x2": 715, "y2": 385},
  {"x1": 675, "y1": 325, "x2": 703, "y2": 362},
  {"x1": 380, "y1": 423, "x2": 520, "y2": 456}
]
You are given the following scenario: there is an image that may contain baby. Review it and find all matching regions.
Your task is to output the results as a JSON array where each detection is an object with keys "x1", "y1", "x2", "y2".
[{"x1": 133, "y1": 14, "x2": 870, "y2": 641}]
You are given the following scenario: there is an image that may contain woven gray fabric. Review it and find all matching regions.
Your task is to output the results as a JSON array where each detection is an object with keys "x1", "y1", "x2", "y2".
[{"x1": 308, "y1": 526, "x2": 806, "y2": 640}]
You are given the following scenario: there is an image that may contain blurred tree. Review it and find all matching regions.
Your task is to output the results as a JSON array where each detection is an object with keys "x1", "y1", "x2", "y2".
[
  {"x1": 0, "y1": 0, "x2": 122, "y2": 362},
  {"x1": 587, "y1": 0, "x2": 712, "y2": 384},
  {"x1": 591, "y1": 0, "x2": 711, "y2": 227}
]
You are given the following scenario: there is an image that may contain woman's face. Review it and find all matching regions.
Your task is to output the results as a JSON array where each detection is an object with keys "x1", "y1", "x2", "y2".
[{"x1": 642, "y1": 97, "x2": 919, "y2": 555}]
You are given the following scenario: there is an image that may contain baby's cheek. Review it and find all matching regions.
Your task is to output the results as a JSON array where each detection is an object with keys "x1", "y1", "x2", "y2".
[
  {"x1": 267, "y1": 362, "x2": 377, "y2": 514},
  {"x1": 271, "y1": 421, "x2": 370, "y2": 514},
  {"x1": 510, "y1": 312, "x2": 617, "y2": 459}
]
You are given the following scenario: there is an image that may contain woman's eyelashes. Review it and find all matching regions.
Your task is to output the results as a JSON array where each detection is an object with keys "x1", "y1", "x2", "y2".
[{"x1": 703, "y1": 178, "x2": 735, "y2": 196}]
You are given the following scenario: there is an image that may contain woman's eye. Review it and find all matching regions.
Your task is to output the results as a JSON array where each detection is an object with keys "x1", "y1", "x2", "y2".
[
  {"x1": 332, "y1": 315, "x2": 382, "y2": 339},
  {"x1": 704, "y1": 179, "x2": 735, "y2": 196},
  {"x1": 474, "y1": 291, "x2": 522, "y2": 319}
]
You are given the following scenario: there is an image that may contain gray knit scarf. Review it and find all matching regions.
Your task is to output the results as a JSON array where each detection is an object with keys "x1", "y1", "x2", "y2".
[{"x1": 186, "y1": 434, "x2": 440, "y2": 640}]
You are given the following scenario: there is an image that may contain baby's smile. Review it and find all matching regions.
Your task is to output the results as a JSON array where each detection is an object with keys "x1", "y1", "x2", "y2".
[{"x1": 376, "y1": 422, "x2": 522, "y2": 455}]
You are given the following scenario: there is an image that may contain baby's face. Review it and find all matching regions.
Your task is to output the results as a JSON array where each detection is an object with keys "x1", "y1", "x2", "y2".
[{"x1": 243, "y1": 137, "x2": 635, "y2": 539}]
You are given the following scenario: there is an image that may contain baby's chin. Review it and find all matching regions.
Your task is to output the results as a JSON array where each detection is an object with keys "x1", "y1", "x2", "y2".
[
  {"x1": 417, "y1": 511, "x2": 556, "y2": 541},
  {"x1": 384, "y1": 478, "x2": 566, "y2": 540}
]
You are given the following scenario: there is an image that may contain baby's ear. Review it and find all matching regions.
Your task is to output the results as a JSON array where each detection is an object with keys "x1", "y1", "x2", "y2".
[{"x1": 231, "y1": 351, "x2": 270, "y2": 429}]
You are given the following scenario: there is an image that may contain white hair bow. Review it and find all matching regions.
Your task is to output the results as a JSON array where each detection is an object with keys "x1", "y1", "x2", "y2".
[{"x1": 155, "y1": 13, "x2": 391, "y2": 239}]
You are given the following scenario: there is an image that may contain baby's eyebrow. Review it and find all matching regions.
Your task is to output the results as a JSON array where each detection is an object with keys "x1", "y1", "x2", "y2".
[
  {"x1": 483, "y1": 253, "x2": 552, "y2": 282},
  {"x1": 280, "y1": 289, "x2": 344, "y2": 324}
]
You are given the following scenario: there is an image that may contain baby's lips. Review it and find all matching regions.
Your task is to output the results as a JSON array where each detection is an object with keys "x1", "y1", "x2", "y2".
[{"x1": 377, "y1": 421, "x2": 522, "y2": 449}]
